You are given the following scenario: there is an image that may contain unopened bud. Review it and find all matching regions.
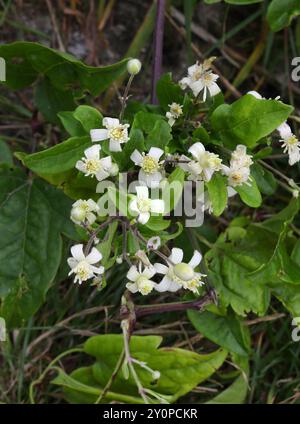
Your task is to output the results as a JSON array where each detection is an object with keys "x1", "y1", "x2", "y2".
[{"x1": 127, "y1": 58, "x2": 142, "y2": 75}]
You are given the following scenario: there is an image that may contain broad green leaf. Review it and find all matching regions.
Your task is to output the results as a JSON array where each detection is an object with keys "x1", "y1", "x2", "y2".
[
  {"x1": 0, "y1": 42, "x2": 129, "y2": 95},
  {"x1": 188, "y1": 309, "x2": 250, "y2": 356},
  {"x1": 58, "y1": 111, "x2": 86, "y2": 137},
  {"x1": 0, "y1": 166, "x2": 77, "y2": 327},
  {"x1": 22, "y1": 135, "x2": 91, "y2": 177},
  {"x1": 267, "y1": 0, "x2": 300, "y2": 32},
  {"x1": 206, "y1": 375, "x2": 248, "y2": 404},
  {"x1": 145, "y1": 119, "x2": 172, "y2": 150},
  {"x1": 235, "y1": 176, "x2": 262, "y2": 207},
  {"x1": 162, "y1": 167, "x2": 185, "y2": 214},
  {"x1": 34, "y1": 77, "x2": 76, "y2": 124},
  {"x1": 251, "y1": 163, "x2": 277, "y2": 196},
  {"x1": 73, "y1": 105, "x2": 103, "y2": 133},
  {"x1": 97, "y1": 221, "x2": 118, "y2": 267},
  {"x1": 0, "y1": 140, "x2": 13, "y2": 164},
  {"x1": 211, "y1": 94, "x2": 293, "y2": 148},
  {"x1": 206, "y1": 173, "x2": 228, "y2": 216},
  {"x1": 156, "y1": 73, "x2": 184, "y2": 110}
]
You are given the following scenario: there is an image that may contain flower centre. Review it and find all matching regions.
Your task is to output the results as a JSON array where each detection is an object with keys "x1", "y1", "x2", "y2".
[
  {"x1": 287, "y1": 135, "x2": 298, "y2": 146},
  {"x1": 203, "y1": 72, "x2": 213, "y2": 85},
  {"x1": 173, "y1": 263, "x2": 194, "y2": 281},
  {"x1": 202, "y1": 152, "x2": 221, "y2": 170},
  {"x1": 75, "y1": 261, "x2": 90, "y2": 281},
  {"x1": 231, "y1": 172, "x2": 242, "y2": 183},
  {"x1": 137, "y1": 198, "x2": 151, "y2": 213},
  {"x1": 170, "y1": 104, "x2": 183, "y2": 117},
  {"x1": 141, "y1": 156, "x2": 159, "y2": 174},
  {"x1": 136, "y1": 276, "x2": 153, "y2": 295},
  {"x1": 109, "y1": 126, "x2": 125, "y2": 141},
  {"x1": 85, "y1": 159, "x2": 101, "y2": 173}
]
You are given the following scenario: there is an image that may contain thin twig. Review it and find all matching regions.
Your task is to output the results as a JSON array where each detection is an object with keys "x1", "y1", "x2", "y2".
[{"x1": 151, "y1": 0, "x2": 166, "y2": 104}]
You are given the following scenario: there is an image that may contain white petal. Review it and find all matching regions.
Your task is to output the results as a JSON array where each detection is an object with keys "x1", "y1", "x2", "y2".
[
  {"x1": 227, "y1": 186, "x2": 237, "y2": 198},
  {"x1": 86, "y1": 212, "x2": 96, "y2": 225},
  {"x1": 86, "y1": 247, "x2": 102, "y2": 264},
  {"x1": 90, "y1": 129, "x2": 108, "y2": 142},
  {"x1": 109, "y1": 139, "x2": 122, "y2": 152},
  {"x1": 247, "y1": 90, "x2": 263, "y2": 99},
  {"x1": 126, "y1": 282, "x2": 139, "y2": 293},
  {"x1": 71, "y1": 244, "x2": 85, "y2": 261},
  {"x1": 67, "y1": 257, "x2": 78, "y2": 269},
  {"x1": 76, "y1": 160, "x2": 86, "y2": 173},
  {"x1": 155, "y1": 275, "x2": 172, "y2": 292},
  {"x1": 129, "y1": 198, "x2": 139, "y2": 214},
  {"x1": 168, "y1": 280, "x2": 182, "y2": 292},
  {"x1": 85, "y1": 144, "x2": 100, "y2": 159},
  {"x1": 103, "y1": 117, "x2": 120, "y2": 128},
  {"x1": 130, "y1": 150, "x2": 143, "y2": 166},
  {"x1": 150, "y1": 199, "x2": 164, "y2": 214},
  {"x1": 87, "y1": 199, "x2": 99, "y2": 210},
  {"x1": 90, "y1": 265, "x2": 105, "y2": 274},
  {"x1": 138, "y1": 212, "x2": 150, "y2": 224},
  {"x1": 154, "y1": 263, "x2": 169, "y2": 274},
  {"x1": 189, "y1": 250, "x2": 202, "y2": 269},
  {"x1": 95, "y1": 169, "x2": 110, "y2": 182},
  {"x1": 139, "y1": 170, "x2": 162, "y2": 188},
  {"x1": 136, "y1": 186, "x2": 149, "y2": 199},
  {"x1": 148, "y1": 147, "x2": 164, "y2": 161},
  {"x1": 100, "y1": 156, "x2": 112, "y2": 170},
  {"x1": 188, "y1": 142, "x2": 205, "y2": 160},
  {"x1": 277, "y1": 122, "x2": 293, "y2": 139},
  {"x1": 169, "y1": 247, "x2": 183, "y2": 264},
  {"x1": 208, "y1": 82, "x2": 221, "y2": 97},
  {"x1": 142, "y1": 266, "x2": 156, "y2": 279},
  {"x1": 127, "y1": 266, "x2": 140, "y2": 282},
  {"x1": 203, "y1": 168, "x2": 214, "y2": 182}
]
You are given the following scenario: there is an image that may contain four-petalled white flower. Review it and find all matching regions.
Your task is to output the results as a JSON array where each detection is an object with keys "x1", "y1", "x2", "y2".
[
  {"x1": 129, "y1": 186, "x2": 164, "y2": 224},
  {"x1": 180, "y1": 142, "x2": 222, "y2": 182},
  {"x1": 76, "y1": 144, "x2": 117, "y2": 181},
  {"x1": 126, "y1": 264, "x2": 157, "y2": 295},
  {"x1": 277, "y1": 121, "x2": 300, "y2": 166},
  {"x1": 154, "y1": 248, "x2": 205, "y2": 294},
  {"x1": 90, "y1": 117, "x2": 130, "y2": 152},
  {"x1": 130, "y1": 147, "x2": 164, "y2": 188},
  {"x1": 71, "y1": 199, "x2": 99, "y2": 225},
  {"x1": 67, "y1": 244, "x2": 104, "y2": 284},
  {"x1": 179, "y1": 59, "x2": 220, "y2": 101},
  {"x1": 166, "y1": 102, "x2": 183, "y2": 126}
]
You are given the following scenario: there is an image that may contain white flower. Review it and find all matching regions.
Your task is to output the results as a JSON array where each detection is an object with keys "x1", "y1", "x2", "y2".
[
  {"x1": 127, "y1": 58, "x2": 142, "y2": 75},
  {"x1": 179, "y1": 59, "x2": 220, "y2": 100},
  {"x1": 130, "y1": 147, "x2": 164, "y2": 188},
  {"x1": 76, "y1": 144, "x2": 117, "y2": 181},
  {"x1": 180, "y1": 142, "x2": 222, "y2": 182},
  {"x1": 90, "y1": 117, "x2": 130, "y2": 152},
  {"x1": 70, "y1": 199, "x2": 99, "y2": 225},
  {"x1": 147, "y1": 236, "x2": 161, "y2": 250},
  {"x1": 277, "y1": 122, "x2": 300, "y2": 166},
  {"x1": 222, "y1": 144, "x2": 253, "y2": 187},
  {"x1": 129, "y1": 186, "x2": 164, "y2": 224},
  {"x1": 67, "y1": 244, "x2": 104, "y2": 284},
  {"x1": 154, "y1": 248, "x2": 205, "y2": 294},
  {"x1": 126, "y1": 264, "x2": 157, "y2": 295},
  {"x1": 166, "y1": 102, "x2": 183, "y2": 126}
]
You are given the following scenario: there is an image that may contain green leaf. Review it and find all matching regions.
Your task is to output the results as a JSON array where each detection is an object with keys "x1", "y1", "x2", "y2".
[
  {"x1": 34, "y1": 77, "x2": 76, "y2": 124},
  {"x1": 188, "y1": 309, "x2": 250, "y2": 356},
  {"x1": 0, "y1": 167, "x2": 77, "y2": 327},
  {"x1": 58, "y1": 111, "x2": 86, "y2": 137},
  {"x1": 162, "y1": 167, "x2": 185, "y2": 214},
  {"x1": 250, "y1": 163, "x2": 277, "y2": 196},
  {"x1": 145, "y1": 119, "x2": 172, "y2": 150},
  {"x1": 97, "y1": 221, "x2": 118, "y2": 267},
  {"x1": 235, "y1": 176, "x2": 262, "y2": 207},
  {"x1": 206, "y1": 173, "x2": 228, "y2": 216},
  {"x1": 267, "y1": 0, "x2": 300, "y2": 32},
  {"x1": 211, "y1": 94, "x2": 293, "y2": 148},
  {"x1": 206, "y1": 375, "x2": 248, "y2": 404},
  {"x1": 156, "y1": 73, "x2": 184, "y2": 110},
  {"x1": 22, "y1": 135, "x2": 91, "y2": 177},
  {"x1": 73, "y1": 105, "x2": 103, "y2": 133},
  {"x1": 0, "y1": 139, "x2": 13, "y2": 164}
]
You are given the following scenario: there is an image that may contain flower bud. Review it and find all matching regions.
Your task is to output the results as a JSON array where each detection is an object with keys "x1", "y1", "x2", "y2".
[
  {"x1": 152, "y1": 371, "x2": 161, "y2": 380},
  {"x1": 71, "y1": 206, "x2": 86, "y2": 223},
  {"x1": 127, "y1": 58, "x2": 142, "y2": 75}
]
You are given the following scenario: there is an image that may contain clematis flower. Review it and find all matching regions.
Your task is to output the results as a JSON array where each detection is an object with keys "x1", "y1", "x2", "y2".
[
  {"x1": 129, "y1": 186, "x2": 164, "y2": 224},
  {"x1": 130, "y1": 147, "x2": 164, "y2": 188},
  {"x1": 126, "y1": 264, "x2": 157, "y2": 295},
  {"x1": 154, "y1": 248, "x2": 205, "y2": 294},
  {"x1": 222, "y1": 144, "x2": 253, "y2": 187},
  {"x1": 180, "y1": 142, "x2": 222, "y2": 182},
  {"x1": 76, "y1": 144, "x2": 118, "y2": 181},
  {"x1": 277, "y1": 122, "x2": 300, "y2": 166},
  {"x1": 179, "y1": 59, "x2": 220, "y2": 100},
  {"x1": 90, "y1": 117, "x2": 130, "y2": 152},
  {"x1": 70, "y1": 199, "x2": 99, "y2": 225},
  {"x1": 166, "y1": 102, "x2": 183, "y2": 126},
  {"x1": 67, "y1": 244, "x2": 104, "y2": 284}
]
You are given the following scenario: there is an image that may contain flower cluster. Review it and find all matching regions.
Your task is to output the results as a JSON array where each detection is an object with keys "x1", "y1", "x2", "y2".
[{"x1": 222, "y1": 145, "x2": 253, "y2": 187}]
